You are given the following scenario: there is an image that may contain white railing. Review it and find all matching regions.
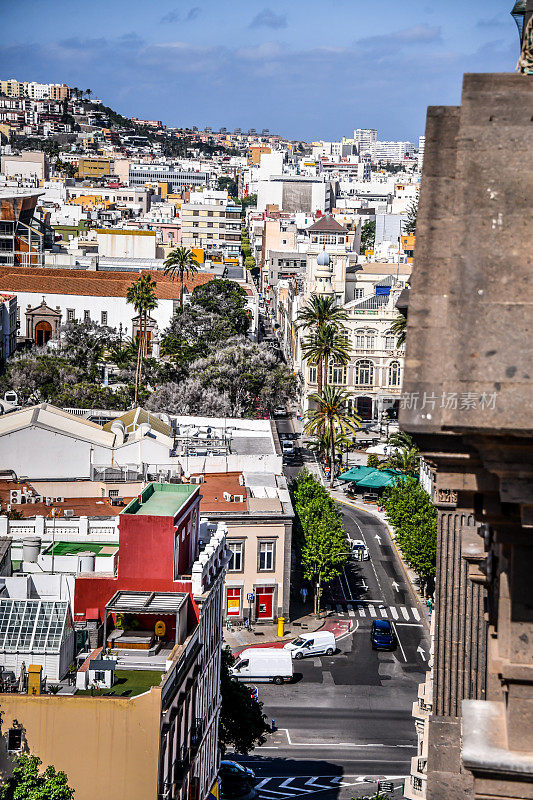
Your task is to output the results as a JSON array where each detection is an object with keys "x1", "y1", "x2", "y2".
[{"x1": 191, "y1": 523, "x2": 228, "y2": 595}]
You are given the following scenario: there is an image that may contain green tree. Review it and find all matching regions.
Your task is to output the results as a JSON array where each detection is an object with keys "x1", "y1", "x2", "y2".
[
  {"x1": 386, "y1": 430, "x2": 415, "y2": 450},
  {"x1": 301, "y1": 324, "x2": 350, "y2": 393},
  {"x1": 0, "y1": 754, "x2": 75, "y2": 800},
  {"x1": 126, "y1": 275, "x2": 158, "y2": 406},
  {"x1": 244, "y1": 256, "x2": 256, "y2": 271},
  {"x1": 404, "y1": 199, "x2": 418, "y2": 234},
  {"x1": 219, "y1": 646, "x2": 270, "y2": 754},
  {"x1": 304, "y1": 387, "x2": 361, "y2": 487},
  {"x1": 218, "y1": 176, "x2": 238, "y2": 197},
  {"x1": 189, "y1": 279, "x2": 250, "y2": 336},
  {"x1": 163, "y1": 246, "x2": 200, "y2": 309},
  {"x1": 291, "y1": 471, "x2": 349, "y2": 615},
  {"x1": 360, "y1": 220, "x2": 376, "y2": 253},
  {"x1": 367, "y1": 453, "x2": 380, "y2": 468},
  {"x1": 382, "y1": 477, "x2": 437, "y2": 592},
  {"x1": 389, "y1": 314, "x2": 407, "y2": 347}
]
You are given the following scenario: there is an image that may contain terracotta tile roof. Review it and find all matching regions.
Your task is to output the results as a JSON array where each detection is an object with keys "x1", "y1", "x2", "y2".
[
  {"x1": 307, "y1": 215, "x2": 348, "y2": 233},
  {"x1": 194, "y1": 472, "x2": 248, "y2": 513},
  {"x1": 0, "y1": 267, "x2": 215, "y2": 301}
]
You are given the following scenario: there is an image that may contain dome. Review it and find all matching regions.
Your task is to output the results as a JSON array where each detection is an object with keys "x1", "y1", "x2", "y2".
[{"x1": 317, "y1": 249, "x2": 331, "y2": 267}]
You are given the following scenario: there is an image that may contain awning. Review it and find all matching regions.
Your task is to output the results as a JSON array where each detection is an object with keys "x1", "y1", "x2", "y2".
[
  {"x1": 338, "y1": 466, "x2": 376, "y2": 482},
  {"x1": 339, "y1": 467, "x2": 407, "y2": 490}
]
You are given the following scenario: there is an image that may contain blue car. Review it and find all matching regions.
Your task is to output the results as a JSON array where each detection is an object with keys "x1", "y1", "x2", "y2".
[{"x1": 371, "y1": 619, "x2": 395, "y2": 650}]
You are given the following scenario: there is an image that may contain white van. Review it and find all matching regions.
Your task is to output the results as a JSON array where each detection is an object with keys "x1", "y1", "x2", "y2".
[
  {"x1": 231, "y1": 648, "x2": 293, "y2": 684},
  {"x1": 350, "y1": 539, "x2": 369, "y2": 561},
  {"x1": 283, "y1": 630, "x2": 336, "y2": 660}
]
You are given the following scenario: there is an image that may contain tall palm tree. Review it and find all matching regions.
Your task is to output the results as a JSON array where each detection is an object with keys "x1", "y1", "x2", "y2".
[
  {"x1": 301, "y1": 323, "x2": 351, "y2": 394},
  {"x1": 164, "y1": 246, "x2": 200, "y2": 309},
  {"x1": 296, "y1": 294, "x2": 348, "y2": 333},
  {"x1": 126, "y1": 275, "x2": 158, "y2": 406},
  {"x1": 387, "y1": 430, "x2": 414, "y2": 450},
  {"x1": 304, "y1": 387, "x2": 361, "y2": 487},
  {"x1": 390, "y1": 314, "x2": 407, "y2": 347}
]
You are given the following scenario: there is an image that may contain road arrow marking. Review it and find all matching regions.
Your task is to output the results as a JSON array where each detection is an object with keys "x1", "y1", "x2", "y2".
[
  {"x1": 417, "y1": 645, "x2": 427, "y2": 660},
  {"x1": 392, "y1": 581, "x2": 400, "y2": 592},
  {"x1": 374, "y1": 534, "x2": 382, "y2": 545}
]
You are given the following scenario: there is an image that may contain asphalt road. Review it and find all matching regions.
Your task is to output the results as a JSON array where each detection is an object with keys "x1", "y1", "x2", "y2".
[{"x1": 229, "y1": 413, "x2": 429, "y2": 798}]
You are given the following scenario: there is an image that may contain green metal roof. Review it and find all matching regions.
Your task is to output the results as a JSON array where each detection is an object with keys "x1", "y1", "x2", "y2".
[
  {"x1": 338, "y1": 466, "x2": 376, "y2": 482},
  {"x1": 122, "y1": 482, "x2": 197, "y2": 517},
  {"x1": 339, "y1": 466, "x2": 406, "y2": 489}
]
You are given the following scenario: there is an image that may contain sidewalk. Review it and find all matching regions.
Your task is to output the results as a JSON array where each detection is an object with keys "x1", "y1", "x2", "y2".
[{"x1": 223, "y1": 608, "x2": 352, "y2": 653}]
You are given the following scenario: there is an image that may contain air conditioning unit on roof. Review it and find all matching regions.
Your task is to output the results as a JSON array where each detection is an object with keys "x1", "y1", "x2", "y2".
[
  {"x1": 55, "y1": 496, "x2": 65, "y2": 503},
  {"x1": 64, "y1": 510, "x2": 75, "y2": 518},
  {"x1": 223, "y1": 491, "x2": 231, "y2": 502},
  {"x1": 233, "y1": 494, "x2": 244, "y2": 503}
]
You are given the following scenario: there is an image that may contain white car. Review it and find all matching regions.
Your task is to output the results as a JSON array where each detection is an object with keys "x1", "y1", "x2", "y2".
[
  {"x1": 282, "y1": 440, "x2": 294, "y2": 455},
  {"x1": 284, "y1": 631, "x2": 337, "y2": 659},
  {"x1": 350, "y1": 539, "x2": 369, "y2": 561}
]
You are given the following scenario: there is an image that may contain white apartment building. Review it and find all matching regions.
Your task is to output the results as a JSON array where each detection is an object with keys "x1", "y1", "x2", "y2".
[
  {"x1": 180, "y1": 190, "x2": 241, "y2": 256},
  {"x1": 354, "y1": 129, "x2": 378, "y2": 155},
  {"x1": 418, "y1": 135, "x2": 426, "y2": 171},
  {"x1": 374, "y1": 140, "x2": 415, "y2": 163}
]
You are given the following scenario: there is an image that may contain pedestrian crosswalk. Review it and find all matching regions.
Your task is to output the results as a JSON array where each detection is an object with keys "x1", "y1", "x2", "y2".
[
  {"x1": 327, "y1": 602, "x2": 423, "y2": 624},
  {"x1": 255, "y1": 775, "x2": 405, "y2": 799}
]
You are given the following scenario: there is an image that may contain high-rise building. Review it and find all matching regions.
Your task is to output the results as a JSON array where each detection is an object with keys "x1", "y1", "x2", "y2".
[
  {"x1": 353, "y1": 128, "x2": 378, "y2": 155},
  {"x1": 417, "y1": 136, "x2": 425, "y2": 171}
]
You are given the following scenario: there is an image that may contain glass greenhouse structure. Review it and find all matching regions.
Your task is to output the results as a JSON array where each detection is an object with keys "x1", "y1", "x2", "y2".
[{"x1": 0, "y1": 599, "x2": 75, "y2": 681}]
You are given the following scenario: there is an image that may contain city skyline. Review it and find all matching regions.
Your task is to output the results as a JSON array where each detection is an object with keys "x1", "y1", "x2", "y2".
[{"x1": 0, "y1": 0, "x2": 518, "y2": 141}]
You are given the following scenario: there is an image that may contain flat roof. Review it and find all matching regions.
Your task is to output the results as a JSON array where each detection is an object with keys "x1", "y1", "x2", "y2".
[
  {"x1": 122, "y1": 483, "x2": 197, "y2": 517},
  {"x1": 44, "y1": 542, "x2": 118, "y2": 557}
]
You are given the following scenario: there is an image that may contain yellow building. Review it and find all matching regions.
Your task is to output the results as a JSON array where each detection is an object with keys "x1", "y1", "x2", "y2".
[
  {"x1": 76, "y1": 158, "x2": 112, "y2": 179},
  {"x1": 247, "y1": 145, "x2": 271, "y2": 165},
  {"x1": 0, "y1": 79, "x2": 24, "y2": 98},
  {"x1": 400, "y1": 234, "x2": 415, "y2": 263}
]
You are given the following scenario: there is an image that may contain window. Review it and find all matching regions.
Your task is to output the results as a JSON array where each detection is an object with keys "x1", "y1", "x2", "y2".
[
  {"x1": 94, "y1": 671, "x2": 105, "y2": 682},
  {"x1": 101, "y1": 311, "x2": 108, "y2": 325},
  {"x1": 67, "y1": 309, "x2": 75, "y2": 322},
  {"x1": 328, "y1": 363, "x2": 347, "y2": 385},
  {"x1": 308, "y1": 366, "x2": 317, "y2": 384},
  {"x1": 258, "y1": 541, "x2": 275, "y2": 571},
  {"x1": 84, "y1": 310, "x2": 90, "y2": 322},
  {"x1": 355, "y1": 288, "x2": 364, "y2": 299},
  {"x1": 227, "y1": 542, "x2": 244, "y2": 572},
  {"x1": 388, "y1": 361, "x2": 401, "y2": 387},
  {"x1": 109, "y1": 489, "x2": 119, "y2": 498},
  {"x1": 354, "y1": 360, "x2": 374, "y2": 387},
  {"x1": 7, "y1": 729, "x2": 22, "y2": 752},
  {"x1": 354, "y1": 329, "x2": 376, "y2": 350},
  {"x1": 385, "y1": 333, "x2": 396, "y2": 349}
]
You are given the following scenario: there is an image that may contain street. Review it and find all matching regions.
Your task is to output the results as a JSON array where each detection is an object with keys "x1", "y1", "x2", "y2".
[{"x1": 231, "y1": 412, "x2": 429, "y2": 798}]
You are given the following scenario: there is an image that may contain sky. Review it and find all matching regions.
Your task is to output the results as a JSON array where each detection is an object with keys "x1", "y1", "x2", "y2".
[{"x1": 0, "y1": 0, "x2": 520, "y2": 141}]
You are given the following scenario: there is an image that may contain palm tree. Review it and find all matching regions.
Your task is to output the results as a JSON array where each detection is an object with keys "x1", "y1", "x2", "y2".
[
  {"x1": 301, "y1": 323, "x2": 351, "y2": 394},
  {"x1": 387, "y1": 430, "x2": 414, "y2": 450},
  {"x1": 164, "y1": 246, "x2": 200, "y2": 309},
  {"x1": 85, "y1": 89, "x2": 92, "y2": 102},
  {"x1": 126, "y1": 275, "x2": 158, "y2": 406},
  {"x1": 382, "y1": 445, "x2": 420, "y2": 475},
  {"x1": 308, "y1": 426, "x2": 353, "y2": 468},
  {"x1": 304, "y1": 387, "x2": 361, "y2": 487},
  {"x1": 390, "y1": 315, "x2": 407, "y2": 347},
  {"x1": 296, "y1": 294, "x2": 348, "y2": 333}
]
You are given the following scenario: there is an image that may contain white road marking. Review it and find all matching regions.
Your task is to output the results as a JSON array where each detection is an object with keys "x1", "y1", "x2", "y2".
[
  {"x1": 400, "y1": 606, "x2": 409, "y2": 620},
  {"x1": 358, "y1": 607, "x2": 366, "y2": 617},
  {"x1": 390, "y1": 606, "x2": 399, "y2": 619},
  {"x1": 256, "y1": 779, "x2": 272, "y2": 789},
  {"x1": 281, "y1": 728, "x2": 414, "y2": 748},
  {"x1": 412, "y1": 607, "x2": 421, "y2": 621},
  {"x1": 369, "y1": 605, "x2": 377, "y2": 617},
  {"x1": 347, "y1": 606, "x2": 355, "y2": 617},
  {"x1": 380, "y1": 607, "x2": 388, "y2": 618},
  {"x1": 304, "y1": 778, "x2": 336, "y2": 789},
  {"x1": 390, "y1": 621, "x2": 407, "y2": 663},
  {"x1": 279, "y1": 778, "x2": 312, "y2": 792}
]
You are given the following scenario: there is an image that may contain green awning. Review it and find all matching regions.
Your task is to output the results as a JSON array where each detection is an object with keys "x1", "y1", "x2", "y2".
[{"x1": 338, "y1": 466, "x2": 377, "y2": 482}]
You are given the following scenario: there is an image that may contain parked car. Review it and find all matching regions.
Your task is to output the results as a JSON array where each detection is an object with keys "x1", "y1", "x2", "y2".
[
  {"x1": 219, "y1": 761, "x2": 256, "y2": 799},
  {"x1": 231, "y1": 647, "x2": 293, "y2": 684},
  {"x1": 371, "y1": 619, "x2": 395, "y2": 650},
  {"x1": 282, "y1": 440, "x2": 294, "y2": 455},
  {"x1": 274, "y1": 407, "x2": 286, "y2": 416},
  {"x1": 284, "y1": 630, "x2": 336, "y2": 659}
]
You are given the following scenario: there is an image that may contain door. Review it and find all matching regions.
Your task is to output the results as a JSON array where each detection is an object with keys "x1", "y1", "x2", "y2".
[
  {"x1": 255, "y1": 587, "x2": 274, "y2": 620},
  {"x1": 35, "y1": 320, "x2": 52, "y2": 346},
  {"x1": 227, "y1": 588, "x2": 242, "y2": 617},
  {"x1": 356, "y1": 396, "x2": 373, "y2": 420}
]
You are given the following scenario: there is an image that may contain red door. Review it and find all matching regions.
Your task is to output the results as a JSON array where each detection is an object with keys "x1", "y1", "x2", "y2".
[
  {"x1": 227, "y1": 588, "x2": 242, "y2": 617},
  {"x1": 255, "y1": 587, "x2": 274, "y2": 619}
]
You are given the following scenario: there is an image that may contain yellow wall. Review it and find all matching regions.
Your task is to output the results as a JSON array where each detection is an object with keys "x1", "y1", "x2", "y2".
[
  {"x1": 0, "y1": 690, "x2": 161, "y2": 800},
  {"x1": 192, "y1": 248, "x2": 205, "y2": 264},
  {"x1": 77, "y1": 159, "x2": 111, "y2": 179}
]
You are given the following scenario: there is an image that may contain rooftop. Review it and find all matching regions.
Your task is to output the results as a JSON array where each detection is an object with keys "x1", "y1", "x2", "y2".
[
  {"x1": 44, "y1": 542, "x2": 118, "y2": 557},
  {"x1": 122, "y1": 483, "x2": 198, "y2": 518}
]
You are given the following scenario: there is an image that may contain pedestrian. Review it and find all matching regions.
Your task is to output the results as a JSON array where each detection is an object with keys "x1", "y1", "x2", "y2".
[
  {"x1": 300, "y1": 587, "x2": 308, "y2": 605},
  {"x1": 427, "y1": 597, "x2": 433, "y2": 615}
]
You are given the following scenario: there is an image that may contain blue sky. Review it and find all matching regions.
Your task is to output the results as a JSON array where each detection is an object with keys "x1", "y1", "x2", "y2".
[{"x1": 0, "y1": 0, "x2": 519, "y2": 141}]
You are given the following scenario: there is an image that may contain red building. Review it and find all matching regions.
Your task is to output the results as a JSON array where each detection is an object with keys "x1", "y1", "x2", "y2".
[{"x1": 74, "y1": 482, "x2": 202, "y2": 626}]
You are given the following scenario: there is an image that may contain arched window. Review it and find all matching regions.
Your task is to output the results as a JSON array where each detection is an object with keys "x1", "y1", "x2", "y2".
[
  {"x1": 388, "y1": 360, "x2": 401, "y2": 387},
  {"x1": 354, "y1": 329, "x2": 376, "y2": 350},
  {"x1": 354, "y1": 360, "x2": 374, "y2": 387},
  {"x1": 384, "y1": 331, "x2": 396, "y2": 350}
]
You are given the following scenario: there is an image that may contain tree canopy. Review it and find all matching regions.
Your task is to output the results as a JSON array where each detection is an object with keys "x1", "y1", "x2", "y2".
[
  {"x1": 219, "y1": 646, "x2": 271, "y2": 754},
  {"x1": 0, "y1": 754, "x2": 75, "y2": 800},
  {"x1": 382, "y1": 477, "x2": 437, "y2": 588}
]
